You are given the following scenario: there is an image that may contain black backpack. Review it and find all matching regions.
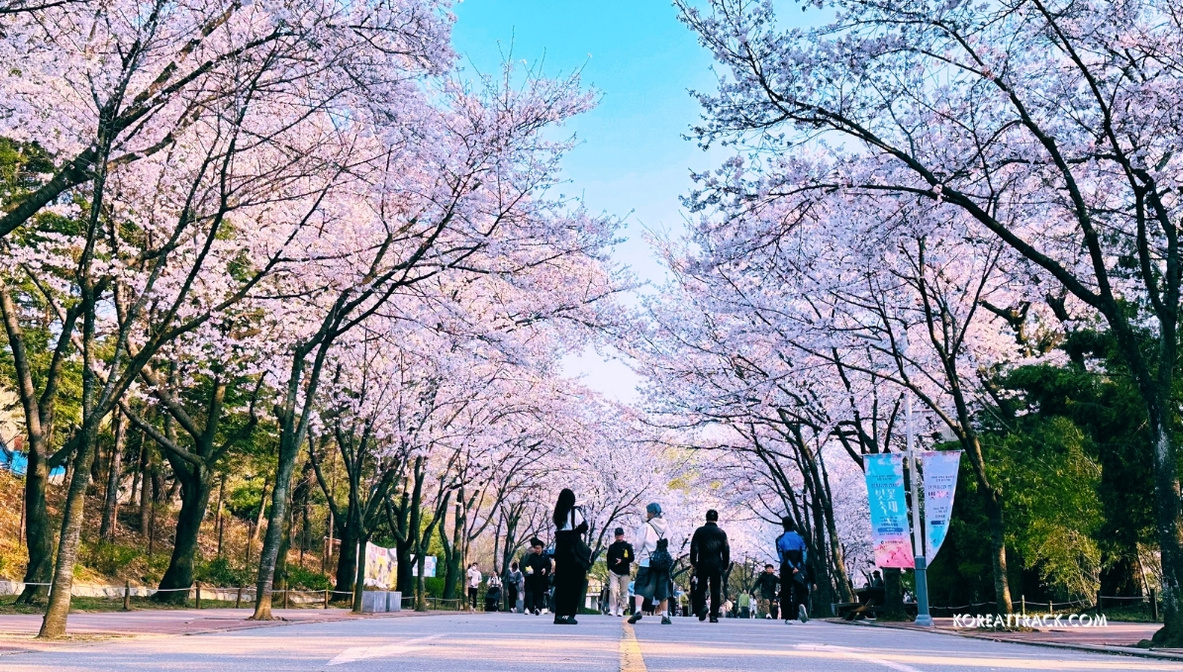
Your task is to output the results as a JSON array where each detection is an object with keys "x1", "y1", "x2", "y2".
[{"x1": 649, "y1": 537, "x2": 674, "y2": 572}]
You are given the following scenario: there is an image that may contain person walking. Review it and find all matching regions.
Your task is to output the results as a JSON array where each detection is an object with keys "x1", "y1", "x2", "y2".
[
  {"x1": 522, "y1": 539, "x2": 551, "y2": 615},
  {"x1": 628, "y1": 502, "x2": 673, "y2": 625},
  {"x1": 753, "y1": 564, "x2": 779, "y2": 619},
  {"x1": 776, "y1": 517, "x2": 809, "y2": 623},
  {"x1": 552, "y1": 488, "x2": 590, "y2": 625},
  {"x1": 506, "y1": 562, "x2": 524, "y2": 613},
  {"x1": 605, "y1": 527, "x2": 634, "y2": 617},
  {"x1": 466, "y1": 563, "x2": 482, "y2": 611},
  {"x1": 689, "y1": 509, "x2": 730, "y2": 623}
]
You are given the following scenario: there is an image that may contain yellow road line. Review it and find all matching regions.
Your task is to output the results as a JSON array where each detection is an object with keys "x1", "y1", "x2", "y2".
[{"x1": 620, "y1": 621, "x2": 647, "y2": 672}]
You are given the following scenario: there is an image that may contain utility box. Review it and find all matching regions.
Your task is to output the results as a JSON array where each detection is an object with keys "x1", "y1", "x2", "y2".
[{"x1": 386, "y1": 591, "x2": 401, "y2": 612}]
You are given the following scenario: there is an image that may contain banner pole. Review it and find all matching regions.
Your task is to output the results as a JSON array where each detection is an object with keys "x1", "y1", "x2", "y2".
[{"x1": 907, "y1": 391, "x2": 933, "y2": 627}]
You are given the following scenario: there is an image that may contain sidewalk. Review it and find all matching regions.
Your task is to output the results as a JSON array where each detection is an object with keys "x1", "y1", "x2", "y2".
[
  {"x1": 835, "y1": 616, "x2": 1183, "y2": 661},
  {"x1": 0, "y1": 607, "x2": 423, "y2": 655}
]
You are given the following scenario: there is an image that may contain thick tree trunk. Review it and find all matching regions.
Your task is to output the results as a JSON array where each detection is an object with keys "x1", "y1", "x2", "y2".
[
  {"x1": 16, "y1": 452, "x2": 53, "y2": 605},
  {"x1": 153, "y1": 469, "x2": 211, "y2": 605},
  {"x1": 99, "y1": 411, "x2": 125, "y2": 542},
  {"x1": 1148, "y1": 416, "x2": 1183, "y2": 646},
  {"x1": 333, "y1": 520, "x2": 359, "y2": 601},
  {"x1": 396, "y1": 537, "x2": 413, "y2": 595},
  {"x1": 881, "y1": 567, "x2": 906, "y2": 620},
  {"x1": 37, "y1": 425, "x2": 98, "y2": 639}
]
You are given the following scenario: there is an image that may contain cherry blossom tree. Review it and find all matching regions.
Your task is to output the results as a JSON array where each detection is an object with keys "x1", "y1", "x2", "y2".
[{"x1": 677, "y1": 0, "x2": 1183, "y2": 642}]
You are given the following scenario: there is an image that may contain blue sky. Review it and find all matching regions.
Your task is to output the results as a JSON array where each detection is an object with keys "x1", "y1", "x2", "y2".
[{"x1": 452, "y1": 1, "x2": 723, "y2": 401}]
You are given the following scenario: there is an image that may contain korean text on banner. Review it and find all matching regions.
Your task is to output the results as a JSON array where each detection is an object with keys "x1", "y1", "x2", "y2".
[
  {"x1": 864, "y1": 453, "x2": 914, "y2": 569},
  {"x1": 364, "y1": 544, "x2": 397, "y2": 589},
  {"x1": 920, "y1": 450, "x2": 962, "y2": 561}
]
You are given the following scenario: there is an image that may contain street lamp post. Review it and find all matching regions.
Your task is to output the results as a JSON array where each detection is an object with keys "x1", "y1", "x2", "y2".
[
  {"x1": 861, "y1": 330, "x2": 934, "y2": 626},
  {"x1": 905, "y1": 390, "x2": 933, "y2": 627}
]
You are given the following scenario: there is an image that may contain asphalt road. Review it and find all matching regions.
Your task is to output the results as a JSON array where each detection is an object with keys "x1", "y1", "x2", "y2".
[{"x1": 0, "y1": 612, "x2": 1178, "y2": 671}]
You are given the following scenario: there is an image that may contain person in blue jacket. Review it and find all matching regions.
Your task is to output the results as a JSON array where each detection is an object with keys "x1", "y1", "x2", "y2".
[{"x1": 776, "y1": 516, "x2": 810, "y2": 623}]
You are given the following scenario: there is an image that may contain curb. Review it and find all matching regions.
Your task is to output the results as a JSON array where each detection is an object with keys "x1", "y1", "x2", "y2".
[{"x1": 828, "y1": 617, "x2": 1183, "y2": 662}]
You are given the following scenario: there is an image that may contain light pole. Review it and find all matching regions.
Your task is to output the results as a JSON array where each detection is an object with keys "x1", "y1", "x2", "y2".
[
  {"x1": 905, "y1": 389, "x2": 933, "y2": 626},
  {"x1": 860, "y1": 330, "x2": 933, "y2": 626}
]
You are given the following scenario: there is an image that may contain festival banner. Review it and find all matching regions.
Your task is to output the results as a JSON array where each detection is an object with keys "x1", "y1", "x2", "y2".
[
  {"x1": 920, "y1": 450, "x2": 962, "y2": 561},
  {"x1": 363, "y1": 543, "x2": 397, "y2": 589},
  {"x1": 864, "y1": 453, "x2": 914, "y2": 568}
]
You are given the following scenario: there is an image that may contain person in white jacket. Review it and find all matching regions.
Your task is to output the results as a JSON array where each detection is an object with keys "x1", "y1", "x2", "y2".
[
  {"x1": 628, "y1": 502, "x2": 673, "y2": 625},
  {"x1": 466, "y1": 563, "x2": 482, "y2": 611}
]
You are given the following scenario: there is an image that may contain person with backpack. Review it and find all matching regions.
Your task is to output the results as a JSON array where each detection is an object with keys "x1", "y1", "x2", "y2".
[
  {"x1": 776, "y1": 516, "x2": 810, "y2": 623},
  {"x1": 689, "y1": 509, "x2": 730, "y2": 623},
  {"x1": 628, "y1": 502, "x2": 673, "y2": 625},
  {"x1": 552, "y1": 488, "x2": 591, "y2": 625}
]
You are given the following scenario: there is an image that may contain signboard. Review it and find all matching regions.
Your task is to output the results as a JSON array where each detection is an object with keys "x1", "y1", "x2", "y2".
[
  {"x1": 411, "y1": 555, "x2": 437, "y2": 578},
  {"x1": 363, "y1": 543, "x2": 397, "y2": 589},
  {"x1": 920, "y1": 450, "x2": 962, "y2": 561},
  {"x1": 864, "y1": 453, "x2": 914, "y2": 568}
]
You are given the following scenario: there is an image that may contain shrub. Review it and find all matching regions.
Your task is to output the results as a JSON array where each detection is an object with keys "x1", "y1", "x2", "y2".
[
  {"x1": 195, "y1": 556, "x2": 253, "y2": 588},
  {"x1": 80, "y1": 541, "x2": 142, "y2": 576},
  {"x1": 284, "y1": 564, "x2": 331, "y2": 591}
]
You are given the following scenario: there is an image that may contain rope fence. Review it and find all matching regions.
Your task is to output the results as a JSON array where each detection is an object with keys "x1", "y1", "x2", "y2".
[{"x1": 0, "y1": 580, "x2": 362, "y2": 610}]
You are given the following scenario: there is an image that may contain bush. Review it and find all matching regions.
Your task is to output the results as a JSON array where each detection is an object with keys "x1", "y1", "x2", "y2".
[
  {"x1": 81, "y1": 541, "x2": 142, "y2": 576},
  {"x1": 423, "y1": 577, "x2": 445, "y2": 598},
  {"x1": 195, "y1": 556, "x2": 253, "y2": 588},
  {"x1": 284, "y1": 564, "x2": 331, "y2": 591}
]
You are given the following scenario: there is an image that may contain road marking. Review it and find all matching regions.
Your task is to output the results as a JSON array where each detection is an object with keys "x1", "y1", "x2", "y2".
[
  {"x1": 327, "y1": 633, "x2": 446, "y2": 666},
  {"x1": 620, "y1": 621, "x2": 647, "y2": 672},
  {"x1": 796, "y1": 643, "x2": 924, "y2": 672}
]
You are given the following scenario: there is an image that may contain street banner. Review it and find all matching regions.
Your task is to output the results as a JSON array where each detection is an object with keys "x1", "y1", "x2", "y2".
[
  {"x1": 920, "y1": 450, "x2": 962, "y2": 561},
  {"x1": 364, "y1": 543, "x2": 397, "y2": 589},
  {"x1": 864, "y1": 453, "x2": 914, "y2": 568},
  {"x1": 411, "y1": 555, "x2": 437, "y2": 577}
]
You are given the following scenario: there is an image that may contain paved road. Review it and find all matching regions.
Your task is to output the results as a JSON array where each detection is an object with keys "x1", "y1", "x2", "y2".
[{"x1": 0, "y1": 613, "x2": 1178, "y2": 671}]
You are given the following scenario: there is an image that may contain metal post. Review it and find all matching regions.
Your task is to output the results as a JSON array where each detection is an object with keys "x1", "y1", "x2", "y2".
[
  {"x1": 123, "y1": 580, "x2": 131, "y2": 611},
  {"x1": 324, "y1": 589, "x2": 330, "y2": 609},
  {"x1": 1151, "y1": 589, "x2": 1159, "y2": 621},
  {"x1": 196, "y1": 581, "x2": 201, "y2": 609},
  {"x1": 906, "y1": 391, "x2": 933, "y2": 627},
  {"x1": 283, "y1": 580, "x2": 289, "y2": 609},
  {"x1": 236, "y1": 585, "x2": 243, "y2": 609},
  {"x1": 1020, "y1": 594, "x2": 1025, "y2": 617}
]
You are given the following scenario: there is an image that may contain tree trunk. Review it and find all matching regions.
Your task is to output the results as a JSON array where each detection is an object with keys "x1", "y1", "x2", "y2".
[
  {"x1": 37, "y1": 425, "x2": 98, "y2": 639},
  {"x1": 250, "y1": 436, "x2": 299, "y2": 620},
  {"x1": 881, "y1": 567, "x2": 906, "y2": 621},
  {"x1": 396, "y1": 537, "x2": 413, "y2": 596},
  {"x1": 153, "y1": 467, "x2": 211, "y2": 605},
  {"x1": 333, "y1": 521, "x2": 359, "y2": 602},
  {"x1": 1148, "y1": 415, "x2": 1183, "y2": 646},
  {"x1": 984, "y1": 486, "x2": 1013, "y2": 614},
  {"x1": 99, "y1": 410, "x2": 125, "y2": 542},
  {"x1": 16, "y1": 451, "x2": 52, "y2": 604},
  {"x1": 139, "y1": 443, "x2": 151, "y2": 533}
]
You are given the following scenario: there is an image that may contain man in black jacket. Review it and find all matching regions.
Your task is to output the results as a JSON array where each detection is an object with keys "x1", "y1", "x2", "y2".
[
  {"x1": 604, "y1": 527, "x2": 634, "y2": 617},
  {"x1": 689, "y1": 509, "x2": 730, "y2": 623},
  {"x1": 753, "y1": 564, "x2": 780, "y2": 619},
  {"x1": 522, "y1": 538, "x2": 552, "y2": 615}
]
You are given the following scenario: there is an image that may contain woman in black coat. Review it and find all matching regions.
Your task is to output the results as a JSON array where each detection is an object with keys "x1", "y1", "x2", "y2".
[{"x1": 552, "y1": 488, "x2": 589, "y2": 625}]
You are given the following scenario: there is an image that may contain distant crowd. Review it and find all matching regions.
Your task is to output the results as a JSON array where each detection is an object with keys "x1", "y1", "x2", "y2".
[{"x1": 461, "y1": 488, "x2": 816, "y2": 626}]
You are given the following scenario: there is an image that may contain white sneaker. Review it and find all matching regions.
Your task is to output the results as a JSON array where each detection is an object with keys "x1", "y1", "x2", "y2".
[{"x1": 798, "y1": 605, "x2": 809, "y2": 623}]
